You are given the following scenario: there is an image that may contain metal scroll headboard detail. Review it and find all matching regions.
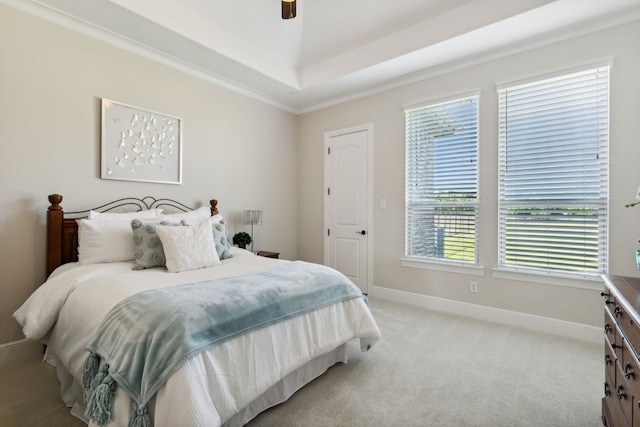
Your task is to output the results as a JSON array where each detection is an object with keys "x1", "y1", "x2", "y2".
[{"x1": 63, "y1": 196, "x2": 195, "y2": 218}]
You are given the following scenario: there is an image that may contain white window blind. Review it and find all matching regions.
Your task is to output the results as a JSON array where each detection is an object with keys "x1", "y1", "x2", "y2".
[
  {"x1": 498, "y1": 66, "x2": 609, "y2": 275},
  {"x1": 405, "y1": 95, "x2": 479, "y2": 263}
]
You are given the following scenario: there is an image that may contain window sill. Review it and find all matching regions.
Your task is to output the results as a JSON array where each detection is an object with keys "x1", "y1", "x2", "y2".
[
  {"x1": 492, "y1": 267, "x2": 604, "y2": 290},
  {"x1": 401, "y1": 258, "x2": 485, "y2": 276}
]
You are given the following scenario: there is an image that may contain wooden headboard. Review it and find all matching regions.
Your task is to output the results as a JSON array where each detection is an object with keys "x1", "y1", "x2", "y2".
[{"x1": 46, "y1": 194, "x2": 219, "y2": 277}]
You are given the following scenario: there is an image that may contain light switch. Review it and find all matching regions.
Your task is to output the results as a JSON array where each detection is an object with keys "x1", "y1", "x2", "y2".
[{"x1": 380, "y1": 199, "x2": 387, "y2": 209}]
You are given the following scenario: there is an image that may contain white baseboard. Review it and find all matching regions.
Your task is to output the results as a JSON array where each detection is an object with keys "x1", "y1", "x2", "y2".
[
  {"x1": 372, "y1": 286, "x2": 602, "y2": 345},
  {"x1": 0, "y1": 339, "x2": 42, "y2": 367}
]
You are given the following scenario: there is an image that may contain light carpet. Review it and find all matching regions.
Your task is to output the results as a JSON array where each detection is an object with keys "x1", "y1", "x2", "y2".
[{"x1": 247, "y1": 299, "x2": 603, "y2": 427}]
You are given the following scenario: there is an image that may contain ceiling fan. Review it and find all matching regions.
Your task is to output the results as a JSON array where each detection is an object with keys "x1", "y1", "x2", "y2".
[{"x1": 282, "y1": 0, "x2": 296, "y2": 19}]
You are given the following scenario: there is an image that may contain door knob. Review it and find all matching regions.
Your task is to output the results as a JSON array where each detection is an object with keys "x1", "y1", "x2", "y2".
[{"x1": 356, "y1": 230, "x2": 366, "y2": 235}]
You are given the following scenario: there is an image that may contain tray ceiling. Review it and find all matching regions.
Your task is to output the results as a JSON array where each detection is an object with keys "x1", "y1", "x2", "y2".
[{"x1": 13, "y1": 0, "x2": 640, "y2": 112}]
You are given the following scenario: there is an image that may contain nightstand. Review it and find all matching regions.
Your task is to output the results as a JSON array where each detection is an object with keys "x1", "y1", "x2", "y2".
[{"x1": 257, "y1": 251, "x2": 280, "y2": 259}]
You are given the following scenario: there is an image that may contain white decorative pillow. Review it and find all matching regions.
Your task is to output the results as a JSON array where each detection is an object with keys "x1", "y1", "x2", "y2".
[
  {"x1": 156, "y1": 220, "x2": 221, "y2": 273},
  {"x1": 160, "y1": 206, "x2": 211, "y2": 225},
  {"x1": 88, "y1": 209, "x2": 162, "y2": 221},
  {"x1": 77, "y1": 219, "x2": 137, "y2": 264}
]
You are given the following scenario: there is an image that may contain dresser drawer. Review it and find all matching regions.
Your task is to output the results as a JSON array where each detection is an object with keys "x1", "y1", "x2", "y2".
[
  {"x1": 623, "y1": 341, "x2": 640, "y2": 403},
  {"x1": 605, "y1": 374, "x2": 631, "y2": 427},
  {"x1": 618, "y1": 361, "x2": 635, "y2": 423},
  {"x1": 633, "y1": 398, "x2": 640, "y2": 427},
  {"x1": 608, "y1": 308, "x2": 619, "y2": 347},
  {"x1": 618, "y1": 304, "x2": 640, "y2": 360},
  {"x1": 607, "y1": 338, "x2": 618, "y2": 385},
  {"x1": 610, "y1": 315, "x2": 625, "y2": 361},
  {"x1": 620, "y1": 340, "x2": 640, "y2": 386},
  {"x1": 604, "y1": 289, "x2": 617, "y2": 310}
]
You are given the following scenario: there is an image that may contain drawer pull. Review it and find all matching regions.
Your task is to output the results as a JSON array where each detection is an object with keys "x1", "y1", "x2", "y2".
[
  {"x1": 605, "y1": 355, "x2": 612, "y2": 366},
  {"x1": 614, "y1": 306, "x2": 623, "y2": 318},
  {"x1": 605, "y1": 323, "x2": 612, "y2": 333},
  {"x1": 624, "y1": 363, "x2": 635, "y2": 379},
  {"x1": 605, "y1": 382, "x2": 611, "y2": 397},
  {"x1": 616, "y1": 385, "x2": 626, "y2": 400},
  {"x1": 601, "y1": 291, "x2": 610, "y2": 297},
  {"x1": 611, "y1": 343, "x2": 620, "y2": 350},
  {"x1": 604, "y1": 299, "x2": 613, "y2": 306}
]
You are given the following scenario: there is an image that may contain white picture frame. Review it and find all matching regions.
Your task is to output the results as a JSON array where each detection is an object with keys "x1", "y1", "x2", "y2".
[{"x1": 101, "y1": 98, "x2": 182, "y2": 184}]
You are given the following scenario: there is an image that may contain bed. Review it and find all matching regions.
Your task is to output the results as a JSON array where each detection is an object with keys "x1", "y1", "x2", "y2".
[{"x1": 13, "y1": 194, "x2": 381, "y2": 427}]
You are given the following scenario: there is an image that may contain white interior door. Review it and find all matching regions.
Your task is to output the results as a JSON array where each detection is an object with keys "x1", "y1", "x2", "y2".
[{"x1": 324, "y1": 125, "x2": 371, "y2": 294}]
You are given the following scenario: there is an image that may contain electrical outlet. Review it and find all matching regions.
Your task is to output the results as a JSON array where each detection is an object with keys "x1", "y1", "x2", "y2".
[{"x1": 470, "y1": 281, "x2": 478, "y2": 293}]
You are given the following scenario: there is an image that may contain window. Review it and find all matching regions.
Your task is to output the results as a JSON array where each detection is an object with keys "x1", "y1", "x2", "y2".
[
  {"x1": 405, "y1": 95, "x2": 479, "y2": 264},
  {"x1": 497, "y1": 66, "x2": 609, "y2": 276}
]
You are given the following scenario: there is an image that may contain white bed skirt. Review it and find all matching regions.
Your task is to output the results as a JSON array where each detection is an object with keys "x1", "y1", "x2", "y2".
[
  {"x1": 223, "y1": 343, "x2": 348, "y2": 426},
  {"x1": 49, "y1": 343, "x2": 349, "y2": 426}
]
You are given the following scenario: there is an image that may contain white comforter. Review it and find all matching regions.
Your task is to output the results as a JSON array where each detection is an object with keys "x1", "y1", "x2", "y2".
[{"x1": 14, "y1": 249, "x2": 381, "y2": 426}]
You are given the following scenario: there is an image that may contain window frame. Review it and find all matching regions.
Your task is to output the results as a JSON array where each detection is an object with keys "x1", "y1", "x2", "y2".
[
  {"x1": 496, "y1": 65, "x2": 610, "y2": 280},
  {"x1": 404, "y1": 93, "x2": 480, "y2": 268}
]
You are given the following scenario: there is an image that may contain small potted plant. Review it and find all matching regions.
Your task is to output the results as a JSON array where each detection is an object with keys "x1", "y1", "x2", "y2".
[{"x1": 232, "y1": 232, "x2": 252, "y2": 249}]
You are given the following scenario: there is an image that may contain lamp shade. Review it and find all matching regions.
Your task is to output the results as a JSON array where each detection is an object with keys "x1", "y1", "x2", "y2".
[
  {"x1": 243, "y1": 210, "x2": 263, "y2": 226},
  {"x1": 243, "y1": 210, "x2": 263, "y2": 253}
]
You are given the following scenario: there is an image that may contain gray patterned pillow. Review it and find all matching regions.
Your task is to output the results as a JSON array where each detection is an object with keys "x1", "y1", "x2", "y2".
[
  {"x1": 131, "y1": 219, "x2": 182, "y2": 270},
  {"x1": 211, "y1": 218, "x2": 233, "y2": 260}
]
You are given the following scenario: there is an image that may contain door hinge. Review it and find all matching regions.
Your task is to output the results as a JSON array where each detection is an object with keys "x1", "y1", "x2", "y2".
[
  {"x1": 328, "y1": 147, "x2": 331, "y2": 155},
  {"x1": 327, "y1": 229, "x2": 330, "y2": 236},
  {"x1": 327, "y1": 188, "x2": 331, "y2": 196}
]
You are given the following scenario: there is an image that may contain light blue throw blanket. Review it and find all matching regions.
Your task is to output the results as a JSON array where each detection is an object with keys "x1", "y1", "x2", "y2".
[{"x1": 82, "y1": 261, "x2": 365, "y2": 427}]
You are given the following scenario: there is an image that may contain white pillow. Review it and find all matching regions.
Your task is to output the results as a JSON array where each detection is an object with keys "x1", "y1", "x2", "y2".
[
  {"x1": 77, "y1": 219, "x2": 137, "y2": 264},
  {"x1": 160, "y1": 206, "x2": 212, "y2": 225},
  {"x1": 156, "y1": 220, "x2": 221, "y2": 273},
  {"x1": 88, "y1": 209, "x2": 162, "y2": 221}
]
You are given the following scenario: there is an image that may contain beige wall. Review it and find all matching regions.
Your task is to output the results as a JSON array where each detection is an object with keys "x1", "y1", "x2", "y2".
[
  {"x1": 2, "y1": 2, "x2": 639, "y2": 347},
  {"x1": 0, "y1": 5, "x2": 298, "y2": 344},
  {"x1": 298, "y1": 20, "x2": 640, "y2": 328}
]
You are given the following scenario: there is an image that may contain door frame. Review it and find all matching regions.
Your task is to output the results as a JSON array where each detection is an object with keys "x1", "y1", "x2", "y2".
[{"x1": 323, "y1": 123, "x2": 374, "y2": 295}]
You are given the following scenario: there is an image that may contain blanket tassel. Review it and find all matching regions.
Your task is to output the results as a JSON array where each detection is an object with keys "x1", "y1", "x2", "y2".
[
  {"x1": 129, "y1": 403, "x2": 151, "y2": 427},
  {"x1": 88, "y1": 364, "x2": 110, "y2": 397},
  {"x1": 82, "y1": 352, "x2": 100, "y2": 390},
  {"x1": 85, "y1": 370, "x2": 117, "y2": 426}
]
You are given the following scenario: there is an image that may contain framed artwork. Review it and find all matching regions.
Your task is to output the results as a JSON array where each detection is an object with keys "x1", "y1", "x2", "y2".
[{"x1": 101, "y1": 99, "x2": 182, "y2": 184}]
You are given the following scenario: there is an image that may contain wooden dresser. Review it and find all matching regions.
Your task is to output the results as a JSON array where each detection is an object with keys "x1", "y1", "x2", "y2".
[{"x1": 602, "y1": 275, "x2": 640, "y2": 426}]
